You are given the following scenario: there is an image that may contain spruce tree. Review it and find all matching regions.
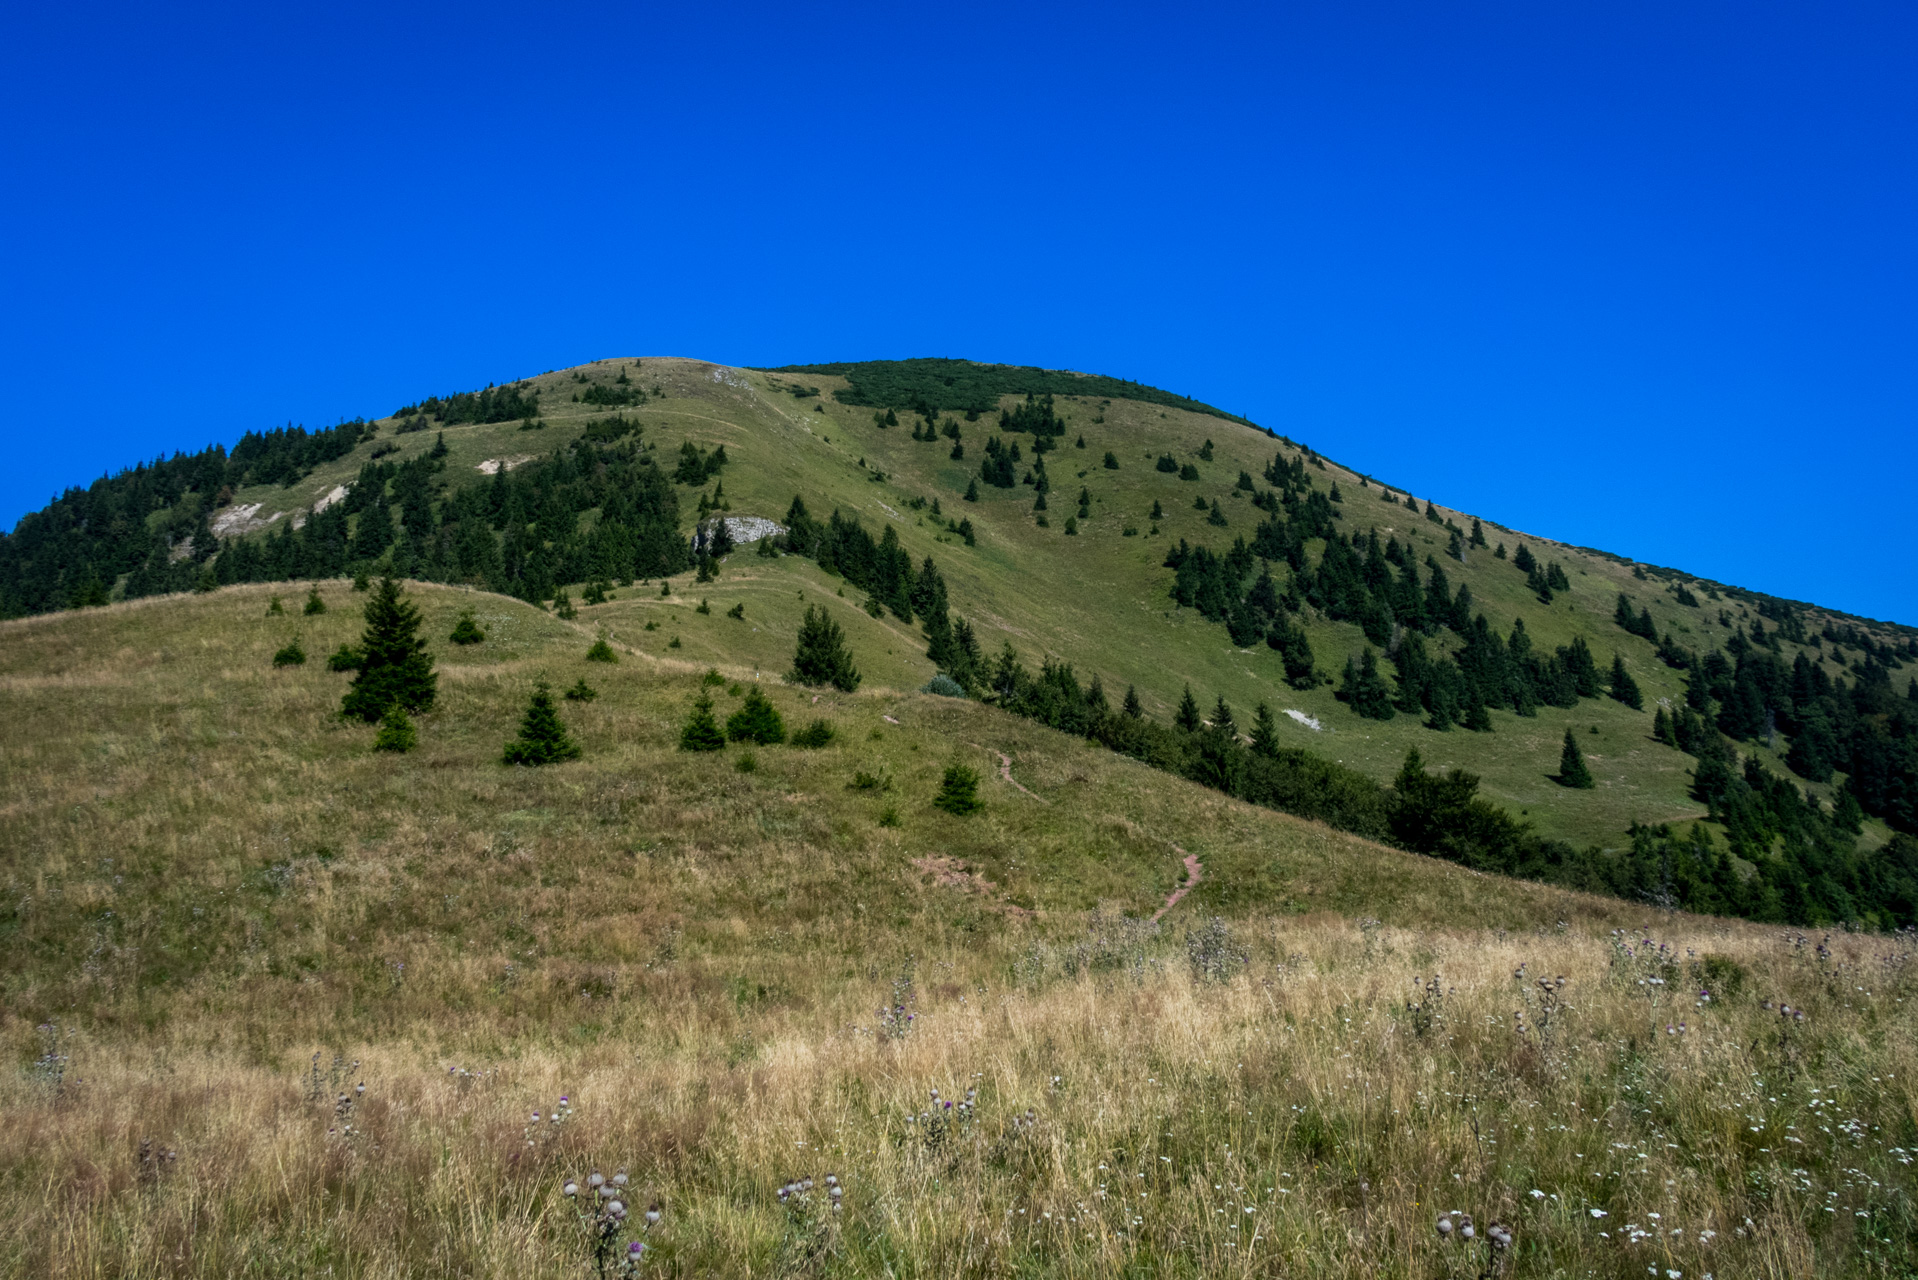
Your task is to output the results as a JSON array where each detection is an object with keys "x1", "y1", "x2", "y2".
[
  {"x1": 273, "y1": 638, "x2": 307, "y2": 667},
  {"x1": 1339, "y1": 649, "x2": 1395, "y2": 719},
  {"x1": 304, "y1": 588, "x2": 327, "y2": 616},
  {"x1": 449, "y1": 610, "x2": 485, "y2": 645},
  {"x1": 789, "y1": 605, "x2": 860, "y2": 691},
  {"x1": 1175, "y1": 685, "x2": 1203, "y2": 732},
  {"x1": 564, "y1": 678, "x2": 598, "y2": 702},
  {"x1": 1104, "y1": 451, "x2": 1119, "y2": 469},
  {"x1": 933, "y1": 763, "x2": 984, "y2": 815},
  {"x1": 1249, "y1": 702, "x2": 1280, "y2": 758},
  {"x1": 1557, "y1": 727, "x2": 1595, "y2": 788},
  {"x1": 1652, "y1": 706, "x2": 1673, "y2": 745},
  {"x1": 964, "y1": 478, "x2": 979, "y2": 502},
  {"x1": 678, "y1": 693, "x2": 726, "y2": 752},
  {"x1": 1123, "y1": 685, "x2": 1144, "y2": 719},
  {"x1": 341, "y1": 578, "x2": 437, "y2": 722},
  {"x1": 1610, "y1": 655, "x2": 1643, "y2": 709},
  {"x1": 502, "y1": 682, "x2": 581, "y2": 765},
  {"x1": 725, "y1": 688, "x2": 787, "y2": 745},
  {"x1": 1211, "y1": 696, "x2": 1236, "y2": 735},
  {"x1": 585, "y1": 637, "x2": 618, "y2": 663},
  {"x1": 373, "y1": 703, "x2": 417, "y2": 753}
]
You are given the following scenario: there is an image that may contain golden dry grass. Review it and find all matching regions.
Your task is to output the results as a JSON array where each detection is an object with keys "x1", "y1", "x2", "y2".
[{"x1": 1, "y1": 583, "x2": 1913, "y2": 1277}]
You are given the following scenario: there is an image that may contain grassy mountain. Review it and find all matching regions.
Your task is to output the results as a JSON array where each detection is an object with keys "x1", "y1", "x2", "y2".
[
  {"x1": 8, "y1": 357, "x2": 1912, "y2": 874},
  {"x1": 2, "y1": 581, "x2": 1914, "y2": 1275}
]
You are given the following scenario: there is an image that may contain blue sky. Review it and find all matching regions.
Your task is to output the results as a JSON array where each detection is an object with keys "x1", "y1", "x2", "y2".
[{"x1": 3, "y1": 1, "x2": 1914, "y2": 623}]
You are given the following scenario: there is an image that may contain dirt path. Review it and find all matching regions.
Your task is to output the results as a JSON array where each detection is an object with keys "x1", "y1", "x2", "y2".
[
  {"x1": 969, "y1": 744, "x2": 1048, "y2": 803},
  {"x1": 1152, "y1": 846, "x2": 1204, "y2": 922}
]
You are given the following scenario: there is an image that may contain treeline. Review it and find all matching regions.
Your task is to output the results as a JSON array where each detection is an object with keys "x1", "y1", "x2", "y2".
[
  {"x1": 0, "y1": 421, "x2": 373, "y2": 616},
  {"x1": 975, "y1": 638, "x2": 1918, "y2": 929},
  {"x1": 114, "y1": 434, "x2": 691, "y2": 605},
  {"x1": 1614, "y1": 593, "x2": 1918, "y2": 834},
  {"x1": 393, "y1": 382, "x2": 541, "y2": 427},
  {"x1": 761, "y1": 357, "x2": 1257, "y2": 426}
]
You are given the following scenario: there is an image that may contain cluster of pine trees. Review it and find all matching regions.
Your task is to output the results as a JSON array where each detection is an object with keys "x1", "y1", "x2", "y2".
[
  {"x1": 392, "y1": 381, "x2": 541, "y2": 427},
  {"x1": 0, "y1": 421, "x2": 375, "y2": 615},
  {"x1": 1615, "y1": 593, "x2": 1918, "y2": 833}
]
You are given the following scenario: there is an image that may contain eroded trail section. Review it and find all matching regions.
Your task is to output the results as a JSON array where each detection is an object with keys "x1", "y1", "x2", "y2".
[
  {"x1": 969, "y1": 744, "x2": 1047, "y2": 802},
  {"x1": 1152, "y1": 846, "x2": 1204, "y2": 922}
]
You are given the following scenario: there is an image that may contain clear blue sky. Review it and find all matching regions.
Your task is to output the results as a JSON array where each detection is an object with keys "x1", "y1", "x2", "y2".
[{"x1": 3, "y1": 1, "x2": 1914, "y2": 623}]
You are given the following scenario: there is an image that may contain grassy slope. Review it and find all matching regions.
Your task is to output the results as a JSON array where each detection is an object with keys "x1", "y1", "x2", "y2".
[
  {"x1": 2, "y1": 584, "x2": 1914, "y2": 1276},
  {"x1": 222, "y1": 356, "x2": 1902, "y2": 851}
]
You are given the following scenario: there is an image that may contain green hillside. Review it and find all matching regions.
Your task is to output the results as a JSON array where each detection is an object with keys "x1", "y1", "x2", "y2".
[
  {"x1": 4, "y1": 357, "x2": 1916, "y2": 922},
  {"x1": 3, "y1": 581, "x2": 1915, "y2": 1276}
]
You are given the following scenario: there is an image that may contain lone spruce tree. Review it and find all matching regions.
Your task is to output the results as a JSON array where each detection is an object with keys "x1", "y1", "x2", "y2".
[
  {"x1": 1175, "y1": 684, "x2": 1203, "y2": 732},
  {"x1": 342, "y1": 577, "x2": 437, "y2": 722},
  {"x1": 678, "y1": 694, "x2": 726, "y2": 752},
  {"x1": 1249, "y1": 702, "x2": 1281, "y2": 759},
  {"x1": 933, "y1": 763, "x2": 984, "y2": 815},
  {"x1": 1610, "y1": 654, "x2": 1643, "y2": 709},
  {"x1": 501, "y1": 682, "x2": 581, "y2": 765},
  {"x1": 789, "y1": 605, "x2": 860, "y2": 691},
  {"x1": 725, "y1": 688, "x2": 787, "y2": 745},
  {"x1": 1557, "y1": 727, "x2": 1595, "y2": 788}
]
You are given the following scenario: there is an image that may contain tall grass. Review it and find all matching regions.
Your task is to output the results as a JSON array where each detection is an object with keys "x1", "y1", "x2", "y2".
[{"x1": 2, "y1": 585, "x2": 1912, "y2": 1276}]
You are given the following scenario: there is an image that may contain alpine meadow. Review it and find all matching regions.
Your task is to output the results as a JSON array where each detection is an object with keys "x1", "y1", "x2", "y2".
[{"x1": 2, "y1": 357, "x2": 1916, "y2": 1278}]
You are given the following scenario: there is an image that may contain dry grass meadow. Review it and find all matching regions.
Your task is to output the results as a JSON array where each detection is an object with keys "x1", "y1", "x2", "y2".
[{"x1": 1, "y1": 582, "x2": 1913, "y2": 1277}]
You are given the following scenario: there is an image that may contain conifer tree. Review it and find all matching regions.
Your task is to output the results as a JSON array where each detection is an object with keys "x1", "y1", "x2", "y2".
[
  {"x1": 449, "y1": 610, "x2": 485, "y2": 645},
  {"x1": 725, "y1": 688, "x2": 787, "y2": 745},
  {"x1": 585, "y1": 637, "x2": 618, "y2": 663},
  {"x1": 1610, "y1": 655, "x2": 1643, "y2": 709},
  {"x1": 1339, "y1": 648, "x2": 1396, "y2": 719},
  {"x1": 502, "y1": 681, "x2": 582, "y2": 764},
  {"x1": 1652, "y1": 705, "x2": 1672, "y2": 744},
  {"x1": 373, "y1": 703, "x2": 417, "y2": 753},
  {"x1": 1104, "y1": 451, "x2": 1119, "y2": 469},
  {"x1": 933, "y1": 763, "x2": 984, "y2": 815},
  {"x1": 1557, "y1": 727, "x2": 1595, "y2": 788},
  {"x1": 678, "y1": 693, "x2": 726, "y2": 752},
  {"x1": 342, "y1": 577, "x2": 438, "y2": 721},
  {"x1": 273, "y1": 638, "x2": 306, "y2": 667},
  {"x1": 1211, "y1": 696, "x2": 1236, "y2": 735},
  {"x1": 1249, "y1": 701, "x2": 1280, "y2": 759},
  {"x1": 1469, "y1": 518, "x2": 1486, "y2": 547},
  {"x1": 959, "y1": 518, "x2": 975, "y2": 546},
  {"x1": 1123, "y1": 685, "x2": 1144, "y2": 719},
  {"x1": 1150, "y1": 499, "x2": 1164, "y2": 520},
  {"x1": 789, "y1": 605, "x2": 860, "y2": 691},
  {"x1": 564, "y1": 678, "x2": 598, "y2": 702},
  {"x1": 1175, "y1": 684, "x2": 1202, "y2": 732},
  {"x1": 304, "y1": 588, "x2": 327, "y2": 616},
  {"x1": 964, "y1": 478, "x2": 979, "y2": 502}
]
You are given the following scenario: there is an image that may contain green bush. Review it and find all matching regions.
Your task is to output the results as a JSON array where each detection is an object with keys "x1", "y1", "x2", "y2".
[
  {"x1": 933, "y1": 764, "x2": 984, "y2": 815},
  {"x1": 326, "y1": 644, "x2": 363, "y2": 672},
  {"x1": 564, "y1": 678, "x2": 598, "y2": 702},
  {"x1": 449, "y1": 612, "x2": 484, "y2": 645},
  {"x1": 725, "y1": 689, "x2": 786, "y2": 745},
  {"x1": 586, "y1": 638, "x2": 618, "y2": 663},
  {"x1": 272, "y1": 639, "x2": 306, "y2": 667},
  {"x1": 790, "y1": 719, "x2": 837, "y2": 748},
  {"x1": 373, "y1": 704, "x2": 417, "y2": 753}
]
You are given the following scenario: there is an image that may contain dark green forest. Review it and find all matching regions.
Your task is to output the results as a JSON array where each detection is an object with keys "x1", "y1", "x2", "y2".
[{"x1": 764, "y1": 357, "x2": 1255, "y2": 425}]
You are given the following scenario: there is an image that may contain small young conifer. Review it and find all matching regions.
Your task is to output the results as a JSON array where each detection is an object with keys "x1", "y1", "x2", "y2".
[
  {"x1": 1150, "y1": 499, "x2": 1164, "y2": 520},
  {"x1": 564, "y1": 678, "x2": 598, "y2": 702},
  {"x1": 1103, "y1": 451, "x2": 1119, "y2": 469},
  {"x1": 1064, "y1": 516, "x2": 1078, "y2": 535},
  {"x1": 373, "y1": 703, "x2": 417, "y2": 753},
  {"x1": 1175, "y1": 684, "x2": 1203, "y2": 732},
  {"x1": 1557, "y1": 727, "x2": 1595, "y2": 788},
  {"x1": 304, "y1": 588, "x2": 327, "y2": 616},
  {"x1": 449, "y1": 611, "x2": 484, "y2": 645},
  {"x1": 273, "y1": 638, "x2": 307, "y2": 667},
  {"x1": 341, "y1": 577, "x2": 437, "y2": 722},
  {"x1": 327, "y1": 643, "x2": 363, "y2": 672},
  {"x1": 502, "y1": 682, "x2": 582, "y2": 765},
  {"x1": 790, "y1": 605, "x2": 861, "y2": 691},
  {"x1": 1339, "y1": 648, "x2": 1396, "y2": 719},
  {"x1": 1249, "y1": 702, "x2": 1280, "y2": 758},
  {"x1": 725, "y1": 688, "x2": 787, "y2": 745},
  {"x1": 585, "y1": 637, "x2": 618, "y2": 663},
  {"x1": 1610, "y1": 655, "x2": 1643, "y2": 709},
  {"x1": 959, "y1": 518, "x2": 975, "y2": 546},
  {"x1": 1207, "y1": 500, "x2": 1227, "y2": 527},
  {"x1": 677, "y1": 693, "x2": 726, "y2": 752},
  {"x1": 1123, "y1": 685, "x2": 1144, "y2": 719},
  {"x1": 554, "y1": 589, "x2": 577, "y2": 620},
  {"x1": 932, "y1": 763, "x2": 984, "y2": 816},
  {"x1": 267, "y1": 596, "x2": 284, "y2": 615},
  {"x1": 1652, "y1": 706, "x2": 1674, "y2": 745},
  {"x1": 790, "y1": 718, "x2": 837, "y2": 748}
]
